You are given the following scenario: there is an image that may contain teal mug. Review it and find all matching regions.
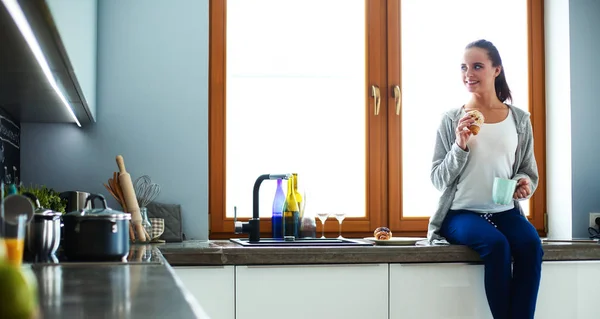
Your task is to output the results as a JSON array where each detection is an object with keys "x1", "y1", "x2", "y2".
[{"x1": 492, "y1": 177, "x2": 517, "y2": 205}]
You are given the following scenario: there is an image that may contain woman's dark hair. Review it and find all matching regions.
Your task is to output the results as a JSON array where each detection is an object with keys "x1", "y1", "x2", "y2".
[{"x1": 465, "y1": 39, "x2": 512, "y2": 103}]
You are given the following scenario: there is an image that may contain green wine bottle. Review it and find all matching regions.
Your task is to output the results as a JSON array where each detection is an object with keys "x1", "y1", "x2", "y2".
[
  {"x1": 292, "y1": 173, "x2": 303, "y2": 235},
  {"x1": 283, "y1": 175, "x2": 300, "y2": 240}
]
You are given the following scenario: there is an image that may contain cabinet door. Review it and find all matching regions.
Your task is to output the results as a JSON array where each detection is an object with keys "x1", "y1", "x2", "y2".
[
  {"x1": 535, "y1": 261, "x2": 600, "y2": 319},
  {"x1": 390, "y1": 263, "x2": 492, "y2": 319},
  {"x1": 236, "y1": 264, "x2": 388, "y2": 319},
  {"x1": 173, "y1": 266, "x2": 235, "y2": 319},
  {"x1": 45, "y1": 0, "x2": 98, "y2": 121}
]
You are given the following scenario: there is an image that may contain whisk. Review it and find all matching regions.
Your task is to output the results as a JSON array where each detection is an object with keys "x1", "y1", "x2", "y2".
[{"x1": 134, "y1": 175, "x2": 161, "y2": 207}]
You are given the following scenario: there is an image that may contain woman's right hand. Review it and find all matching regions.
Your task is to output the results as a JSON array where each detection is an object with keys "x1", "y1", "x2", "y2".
[{"x1": 455, "y1": 114, "x2": 475, "y2": 150}]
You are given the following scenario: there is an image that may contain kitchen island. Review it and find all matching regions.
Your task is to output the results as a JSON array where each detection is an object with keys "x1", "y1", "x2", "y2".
[
  {"x1": 158, "y1": 239, "x2": 600, "y2": 319},
  {"x1": 159, "y1": 239, "x2": 600, "y2": 265},
  {"x1": 28, "y1": 239, "x2": 600, "y2": 319},
  {"x1": 28, "y1": 245, "x2": 209, "y2": 319}
]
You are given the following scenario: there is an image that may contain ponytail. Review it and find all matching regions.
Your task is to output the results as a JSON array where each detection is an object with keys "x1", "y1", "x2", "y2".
[{"x1": 494, "y1": 69, "x2": 512, "y2": 103}]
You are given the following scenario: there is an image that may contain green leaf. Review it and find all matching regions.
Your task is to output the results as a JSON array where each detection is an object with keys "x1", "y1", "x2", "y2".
[{"x1": 12, "y1": 184, "x2": 67, "y2": 214}]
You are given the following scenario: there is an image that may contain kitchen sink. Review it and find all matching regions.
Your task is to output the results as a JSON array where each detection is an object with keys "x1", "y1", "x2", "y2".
[{"x1": 229, "y1": 238, "x2": 373, "y2": 247}]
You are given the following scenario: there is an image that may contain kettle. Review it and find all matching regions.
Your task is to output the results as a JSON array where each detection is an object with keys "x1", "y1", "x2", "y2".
[{"x1": 59, "y1": 191, "x2": 92, "y2": 212}]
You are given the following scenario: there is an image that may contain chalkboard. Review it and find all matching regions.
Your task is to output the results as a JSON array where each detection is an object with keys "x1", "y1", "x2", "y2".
[{"x1": 0, "y1": 107, "x2": 20, "y2": 185}]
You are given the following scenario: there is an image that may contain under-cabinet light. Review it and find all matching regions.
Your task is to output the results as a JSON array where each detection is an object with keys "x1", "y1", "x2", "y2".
[{"x1": 1, "y1": 0, "x2": 81, "y2": 127}]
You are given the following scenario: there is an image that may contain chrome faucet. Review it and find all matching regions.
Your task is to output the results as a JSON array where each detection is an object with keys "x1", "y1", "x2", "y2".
[{"x1": 234, "y1": 173, "x2": 292, "y2": 242}]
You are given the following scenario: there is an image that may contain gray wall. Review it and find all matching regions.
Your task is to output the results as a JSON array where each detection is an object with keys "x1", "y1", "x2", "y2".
[
  {"x1": 20, "y1": 0, "x2": 210, "y2": 240},
  {"x1": 569, "y1": 0, "x2": 600, "y2": 238}
]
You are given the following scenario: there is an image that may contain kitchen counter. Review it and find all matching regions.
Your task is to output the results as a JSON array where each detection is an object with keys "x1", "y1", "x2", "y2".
[
  {"x1": 29, "y1": 244, "x2": 209, "y2": 319},
  {"x1": 160, "y1": 240, "x2": 600, "y2": 319},
  {"x1": 159, "y1": 239, "x2": 600, "y2": 266},
  {"x1": 27, "y1": 240, "x2": 598, "y2": 317}
]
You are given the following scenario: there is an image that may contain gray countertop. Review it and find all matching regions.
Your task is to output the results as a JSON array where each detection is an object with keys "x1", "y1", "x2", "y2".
[
  {"x1": 27, "y1": 239, "x2": 600, "y2": 318},
  {"x1": 159, "y1": 239, "x2": 600, "y2": 266},
  {"x1": 30, "y1": 245, "x2": 209, "y2": 319}
]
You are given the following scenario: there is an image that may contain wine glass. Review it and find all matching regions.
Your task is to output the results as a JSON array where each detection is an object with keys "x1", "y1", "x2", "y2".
[
  {"x1": 334, "y1": 212, "x2": 346, "y2": 239},
  {"x1": 316, "y1": 212, "x2": 330, "y2": 238}
]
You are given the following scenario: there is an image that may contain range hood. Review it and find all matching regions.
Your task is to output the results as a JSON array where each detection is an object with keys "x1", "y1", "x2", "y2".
[{"x1": 0, "y1": 0, "x2": 95, "y2": 126}]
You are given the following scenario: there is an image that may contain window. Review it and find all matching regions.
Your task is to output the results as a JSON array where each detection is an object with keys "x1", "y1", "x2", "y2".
[{"x1": 209, "y1": 0, "x2": 546, "y2": 238}]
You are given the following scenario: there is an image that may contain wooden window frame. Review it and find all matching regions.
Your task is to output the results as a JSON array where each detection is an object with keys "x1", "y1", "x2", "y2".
[
  {"x1": 209, "y1": 0, "x2": 546, "y2": 239},
  {"x1": 386, "y1": 0, "x2": 547, "y2": 236}
]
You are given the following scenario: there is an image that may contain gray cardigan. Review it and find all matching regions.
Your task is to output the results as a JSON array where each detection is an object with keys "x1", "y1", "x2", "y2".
[{"x1": 427, "y1": 104, "x2": 539, "y2": 244}]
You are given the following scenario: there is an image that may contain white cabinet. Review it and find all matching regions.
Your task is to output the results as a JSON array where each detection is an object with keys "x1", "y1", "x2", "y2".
[
  {"x1": 390, "y1": 261, "x2": 600, "y2": 319},
  {"x1": 235, "y1": 263, "x2": 388, "y2": 319},
  {"x1": 390, "y1": 263, "x2": 492, "y2": 319},
  {"x1": 1, "y1": 0, "x2": 97, "y2": 124},
  {"x1": 46, "y1": 0, "x2": 98, "y2": 121},
  {"x1": 173, "y1": 266, "x2": 235, "y2": 319},
  {"x1": 535, "y1": 261, "x2": 600, "y2": 319},
  {"x1": 169, "y1": 260, "x2": 600, "y2": 319}
]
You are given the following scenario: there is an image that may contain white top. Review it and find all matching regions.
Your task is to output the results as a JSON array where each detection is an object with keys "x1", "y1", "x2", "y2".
[{"x1": 451, "y1": 109, "x2": 518, "y2": 212}]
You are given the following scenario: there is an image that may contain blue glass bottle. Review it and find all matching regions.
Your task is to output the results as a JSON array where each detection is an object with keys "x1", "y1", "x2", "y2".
[{"x1": 271, "y1": 179, "x2": 285, "y2": 239}]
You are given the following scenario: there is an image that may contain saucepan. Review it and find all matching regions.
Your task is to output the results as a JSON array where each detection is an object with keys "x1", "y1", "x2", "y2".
[
  {"x1": 21, "y1": 192, "x2": 62, "y2": 257},
  {"x1": 62, "y1": 193, "x2": 131, "y2": 261}
]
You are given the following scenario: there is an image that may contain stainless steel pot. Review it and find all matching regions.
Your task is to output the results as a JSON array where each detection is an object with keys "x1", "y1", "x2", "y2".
[
  {"x1": 23, "y1": 193, "x2": 62, "y2": 256},
  {"x1": 62, "y1": 193, "x2": 131, "y2": 261}
]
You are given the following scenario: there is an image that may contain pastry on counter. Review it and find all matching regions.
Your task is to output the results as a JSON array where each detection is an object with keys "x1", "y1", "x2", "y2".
[{"x1": 373, "y1": 227, "x2": 392, "y2": 240}]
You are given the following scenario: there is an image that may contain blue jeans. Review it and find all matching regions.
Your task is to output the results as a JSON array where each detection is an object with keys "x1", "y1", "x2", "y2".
[{"x1": 440, "y1": 205, "x2": 544, "y2": 319}]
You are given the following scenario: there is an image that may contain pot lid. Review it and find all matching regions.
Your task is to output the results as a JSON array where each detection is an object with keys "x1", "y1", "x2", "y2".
[
  {"x1": 33, "y1": 208, "x2": 62, "y2": 219},
  {"x1": 64, "y1": 193, "x2": 131, "y2": 220},
  {"x1": 66, "y1": 209, "x2": 131, "y2": 220},
  {"x1": 21, "y1": 192, "x2": 62, "y2": 219}
]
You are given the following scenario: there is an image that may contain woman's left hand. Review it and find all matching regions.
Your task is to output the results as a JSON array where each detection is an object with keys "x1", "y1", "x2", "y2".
[{"x1": 513, "y1": 178, "x2": 531, "y2": 199}]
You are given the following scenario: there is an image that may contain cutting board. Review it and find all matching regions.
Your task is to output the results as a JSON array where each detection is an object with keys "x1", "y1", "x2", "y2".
[{"x1": 363, "y1": 237, "x2": 425, "y2": 246}]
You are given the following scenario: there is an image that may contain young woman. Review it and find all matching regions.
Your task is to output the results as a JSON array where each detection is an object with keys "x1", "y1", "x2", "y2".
[{"x1": 428, "y1": 39, "x2": 543, "y2": 319}]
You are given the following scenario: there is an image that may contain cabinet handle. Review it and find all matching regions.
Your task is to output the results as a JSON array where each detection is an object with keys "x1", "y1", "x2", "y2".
[
  {"x1": 371, "y1": 85, "x2": 381, "y2": 115},
  {"x1": 244, "y1": 263, "x2": 386, "y2": 269},
  {"x1": 395, "y1": 262, "x2": 481, "y2": 267},
  {"x1": 393, "y1": 85, "x2": 401, "y2": 115},
  {"x1": 173, "y1": 266, "x2": 229, "y2": 269}
]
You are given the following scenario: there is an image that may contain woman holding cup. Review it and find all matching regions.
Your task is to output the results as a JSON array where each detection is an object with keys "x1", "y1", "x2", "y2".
[{"x1": 428, "y1": 39, "x2": 542, "y2": 319}]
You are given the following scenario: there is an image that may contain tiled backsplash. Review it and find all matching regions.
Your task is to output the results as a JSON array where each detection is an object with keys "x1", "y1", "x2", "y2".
[{"x1": 0, "y1": 106, "x2": 20, "y2": 185}]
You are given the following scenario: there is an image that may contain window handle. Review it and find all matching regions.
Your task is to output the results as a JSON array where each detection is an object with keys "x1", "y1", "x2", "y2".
[
  {"x1": 371, "y1": 85, "x2": 381, "y2": 115},
  {"x1": 393, "y1": 85, "x2": 402, "y2": 115}
]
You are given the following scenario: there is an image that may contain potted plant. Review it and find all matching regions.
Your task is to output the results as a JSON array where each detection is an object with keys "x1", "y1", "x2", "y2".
[{"x1": 16, "y1": 184, "x2": 67, "y2": 214}]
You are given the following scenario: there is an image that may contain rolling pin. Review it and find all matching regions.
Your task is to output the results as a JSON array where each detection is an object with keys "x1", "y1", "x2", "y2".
[{"x1": 116, "y1": 155, "x2": 147, "y2": 242}]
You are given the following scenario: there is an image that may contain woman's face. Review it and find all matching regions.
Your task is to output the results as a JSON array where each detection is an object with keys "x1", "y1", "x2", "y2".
[{"x1": 461, "y1": 47, "x2": 501, "y2": 95}]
